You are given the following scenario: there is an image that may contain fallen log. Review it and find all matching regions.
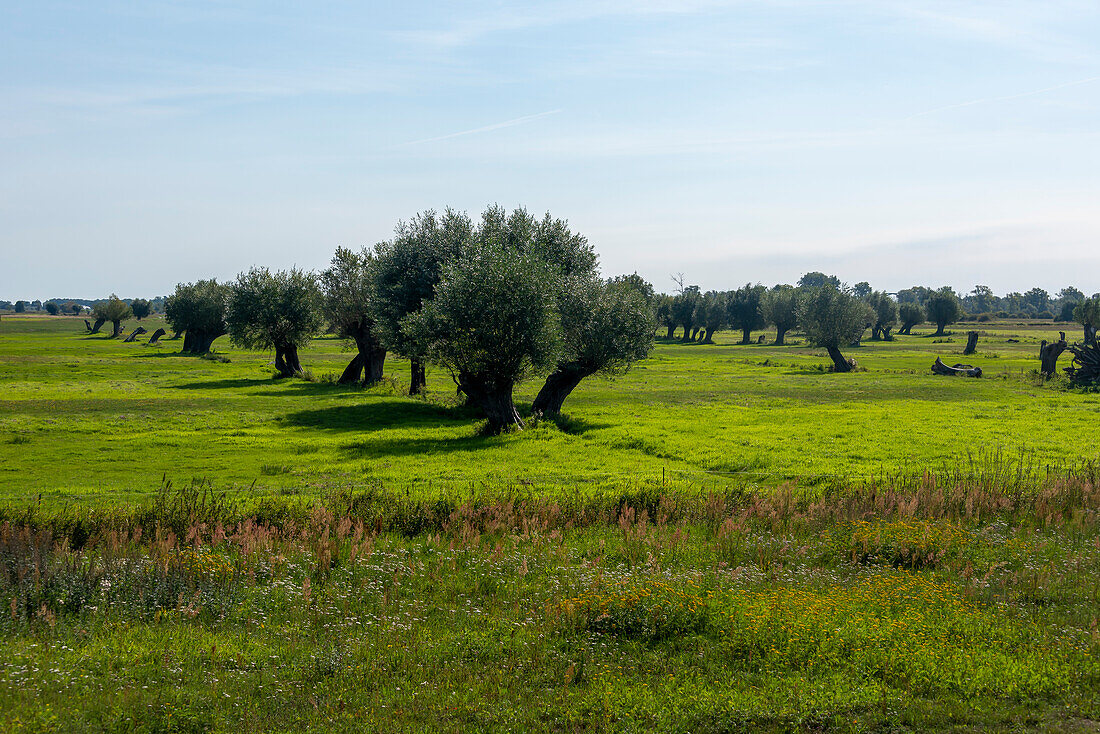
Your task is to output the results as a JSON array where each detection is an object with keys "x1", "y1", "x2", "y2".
[
  {"x1": 1039, "y1": 332, "x2": 1067, "y2": 378},
  {"x1": 148, "y1": 328, "x2": 166, "y2": 345},
  {"x1": 122, "y1": 326, "x2": 147, "y2": 343},
  {"x1": 932, "y1": 357, "x2": 982, "y2": 377},
  {"x1": 963, "y1": 331, "x2": 979, "y2": 355}
]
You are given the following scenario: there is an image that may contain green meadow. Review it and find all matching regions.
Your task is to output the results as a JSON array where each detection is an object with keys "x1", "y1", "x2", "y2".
[
  {"x1": 1, "y1": 314, "x2": 1099, "y2": 732},
  {"x1": 1, "y1": 314, "x2": 1097, "y2": 505}
]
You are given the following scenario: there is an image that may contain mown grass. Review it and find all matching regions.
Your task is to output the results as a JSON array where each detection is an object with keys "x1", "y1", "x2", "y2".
[{"x1": 1, "y1": 315, "x2": 1098, "y2": 507}]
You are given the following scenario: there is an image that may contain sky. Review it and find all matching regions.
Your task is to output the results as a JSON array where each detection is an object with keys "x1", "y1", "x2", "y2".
[{"x1": 2, "y1": 0, "x2": 1099, "y2": 300}]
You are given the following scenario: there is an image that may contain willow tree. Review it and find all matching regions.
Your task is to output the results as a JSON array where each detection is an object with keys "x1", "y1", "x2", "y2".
[
  {"x1": 92, "y1": 296, "x2": 132, "y2": 337},
  {"x1": 926, "y1": 287, "x2": 962, "y2": 336},
  {"x1": 695, "y1": 291, "x2": 729, "y2": 343},
  {"x1": 760, "y1": 285, "x2": 800, "y2": 346},
  {"x1": 226, "y1": 268, "x2": 322, "y2": 377},
  {"x1": 868, "y1": 291, "x2": 898, "y2": 340},
  {"x1": 371, "y1": 209, "x2": 472, "y2": 394},
  {"x1": 320, "y1": 247, "x2": 386, "y2": 384},
  {"x1": 898, "y1": 302, "x2": 925, "y2": 335},
  {"x1": 798, "y1": 286, "x2": 869, "y2": 372},
  {"x1": 727, "y1": 283, "x2": 767, "y2": 345},
  {"x1": 165, "y1": 280, "x2": 230, "y2": 354},
  {"x1": 404, "y1": 242, "x2": 561, "y2": 432},
  {"x1": 531, "y1": 274, "x2": 655, "y2": 414}
]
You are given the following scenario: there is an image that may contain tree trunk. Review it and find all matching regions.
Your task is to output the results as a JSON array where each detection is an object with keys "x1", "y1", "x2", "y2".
[
  {"x1": 84, "y1": 319, "x2": 93, "y2": 332},
  {"x1": 168, "y1": 330, "x2": 182, "y2": 340},
  {"x1": 935, "y1": 322, "x2": 946, "y2": 336},
  {"x1": 409, "y1": 359, "x2": 427, "y2": 395},
  {"x1": 702, "y1": 328, "x2": 715, "y2": 344},
  {"x1": 110, "y1": 320, "x2": 123, "y2": 338},
  {"x1": 899, "y1": 324, "x2": 911, "y2": 335},
  {"x1": 532, "y1": 365, "x2": 590, "y2": 415},
  {"x1": 460, "y1": 375, "x2": 523, "y2": 433},
  {"x1": 774, "y1": 328, "x2": 787, "y2": 346},
  {"x1": 1086, "y1": 324, "x2": 1098, "y2": 346},
  {"x1": 665, "y1": 325, "x2": 675, "y2": 339},
  {"x1": 963, "y1": 331, "x2": 979, "y2": 355},
  {"x1": 740, "y1": 328, "x2": 752, "y2": 345},
  {"x1": 826, "y1": 345, "x2": 854, "y2": 372},
  {"x1": 1039, "y1": 333, "x2": 1068, "y2": 377},
  {"x1": 881, "y1": 326, "x2": 893, "y2": 341},
  {"x1": 182, "y1": 331, "x2": 195, "y2": 353},
  {"x1": 931, "y1": 357, "x2": 982, "y2": 377},
  {"x1": 870, "y1": 326, "x2": 881, "y2": 341},
  {"x1": 680, "y1": 323, "x2": 693, "y2": 342},
  {"x1": 195, "y1": 332, "x2": 222, "y2": 354},
  {"x1": 273, "y1": 343, "x2": 302, "y2": 377},
  {"x1": 690, "y1": 327, "x2": 700, "y2": 341},
  {"x1": 90, "y1": 318, "x2": 105, "y2": 334},
  {"x1": 148, "y1": 328, "x2": 166, "y2": 345},
  {"x1": 123, "y1": 326, "x2": 147, "y2": 343},
  {"x1": 339, "y1": 353, "x2": 364, "y2": 384}
]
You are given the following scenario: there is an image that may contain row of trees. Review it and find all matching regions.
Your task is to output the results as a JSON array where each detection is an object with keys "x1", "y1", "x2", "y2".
[
  {"x1": 163, "y1": 207, "x2": 657, "y2": 432},
  {"x1": 656, "y1": 274, "x2": 1100, "y2": 370},
  {"x1": 3, "y1": 297, "x2": 162, "y2": 317}
]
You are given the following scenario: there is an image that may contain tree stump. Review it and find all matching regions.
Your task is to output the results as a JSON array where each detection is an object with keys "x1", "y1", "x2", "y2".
[
  {"x1": 148, "y1": 328, "x2": 166, "y2": 345},
  {"x1": 122, "y1": 326, "x2": 147, "y2": 343},
  {"x1": 1039, "y1": 332, "x2": 1067, "y2": 377},
  {"x1": 931, "y1": 357, "x2": 982, "y2": 377},
  {"x1": 963, "y1": 331, "x2": 979, "y2": 355},
  {"x1": 757, "y1": 334, "x2": 766, "y2": 344}
]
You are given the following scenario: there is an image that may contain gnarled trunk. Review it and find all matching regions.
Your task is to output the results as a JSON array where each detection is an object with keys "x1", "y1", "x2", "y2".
[
  {"x1": 664, "y1": 325, "x2": 675, "y2": 339},
  {"x1": 409, "y1": 359, "x2": 427, "y2": 395},
  {"x1": 680, "y1": 323, "x2": 693, "y2": 342},
  {"x1": 90, "y1": 318, "x2": 105, "y2": 334},
  {"x1": 935, "y1": 322, "x2": 946, "y2": 336},
  {"x1": 110, "y1": 320, "x2": 123, "y2": 338},
  {"x1": 826, "y1": 345, "x2": 854, "y2": 373},
  {"x1": 148, "y1": 328, "x2": 166, "y2": 345},
  {"x1": 702, "y1": 328, "x2": 715, "y2": 344},
  {"x1": 932, "y1": 357, "x2": 982, "y2": 377},
  {"x1": 460, "y1": 374, "x2": 522, "y2": 433},
  {"x1": 84, "y1": 319, "x2": 93, "y2": 332},
  {"x1": 182, "y1": 331, "x2": 195, "y2": 353},
  {"x1": 774, "y1": 327, "x2": 788, "y2": 346},
  {"x1": 123, "y1": 326, "x2": 147, "y2": 343},
  {"x1": 338, "y1": 332, "x2": 387, "y2": 385},
  {"x1": 881, "y1": 326, "x2": 893, "y2": 341},
  {"x1": 740, "y1": 328, "x2": 752, "y2": 345},
  {"x1": 870, "y1": 326, "x2": 882, "y2": 341},
  {"x1": 689, "y1": 327, "x2": 700, "y2": 341},
  {"x1": 532, "y1": 365, "x2": 591, "y2": 415},
  {"x1": 274, "y1": 343, "x2": 303, "y2": 378}
]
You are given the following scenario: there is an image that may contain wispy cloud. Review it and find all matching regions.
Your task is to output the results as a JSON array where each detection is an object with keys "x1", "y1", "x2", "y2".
[
  {"x1": 394, "y1": 109, "x2": 563, "y2": 147},
  {"x1": 903, "y1": 76, "x2": 1100, "y2": 120}
]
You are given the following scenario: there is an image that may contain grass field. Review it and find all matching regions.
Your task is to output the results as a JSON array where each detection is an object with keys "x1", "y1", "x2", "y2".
[
  {"x1": 1, "y1": 314, "x2": 1099, "y2": 732},
  {"x1": 1, "y1": 314, "x2": 1097, "y2": 506}
]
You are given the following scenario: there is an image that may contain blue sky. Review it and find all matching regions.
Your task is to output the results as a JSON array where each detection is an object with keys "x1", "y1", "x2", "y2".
[{"x1": 2, "y1": 0, "x2": 1099, "y2": 299}]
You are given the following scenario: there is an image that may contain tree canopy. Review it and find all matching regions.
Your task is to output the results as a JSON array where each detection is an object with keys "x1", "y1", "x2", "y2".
[
  {"x1": 92, "y1": 296, "x2": 132, "y2": 337},
  {"x1": 165, "y1": 280, "x2": 231, "y2": 354},
  {"x1": 797, "y1": 286, "x2": 868, "y2": 372},
  {"x1": 226, "y1": 268, "x2": 322, "y2": 377},
  {"x1": 320, "y1": 247, "x2": 386, "y2": 384},
  {"x1": 760, "y1": 285, "x2": 800, "y2": 345},
  {"x1": 926, "y1": 287, "x2": 962, "y2": 336},
  {"x1": 727, "y1": 283, "x2": 767, "y2": 344}
]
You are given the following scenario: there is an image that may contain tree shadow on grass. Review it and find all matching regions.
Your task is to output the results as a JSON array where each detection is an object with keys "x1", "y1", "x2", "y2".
[
  {"x1": 283, "y1": 400, "x2": 469, "y2": 433},
  {"x1": 338, "y1": 434, "x2": 491, "y2": 460},
  {"x1": 171, "y1": 377, "x2": 274, "y2": 390}
]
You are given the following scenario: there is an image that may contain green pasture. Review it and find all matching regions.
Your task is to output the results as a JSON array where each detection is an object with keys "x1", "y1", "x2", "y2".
[{"x1": 1, "y1": 314, "x2": 1098, "y2": 506}]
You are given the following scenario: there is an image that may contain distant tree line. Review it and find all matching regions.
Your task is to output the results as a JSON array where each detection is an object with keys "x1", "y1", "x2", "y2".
[
  {"x1": 161, "y1": 207, "x2": 657, "y2": 433},
  {"x1": 655, "y1": 273, "x2": 1100, "y2": 371}
]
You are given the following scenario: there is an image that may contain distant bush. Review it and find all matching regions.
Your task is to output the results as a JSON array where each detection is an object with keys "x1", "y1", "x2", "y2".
[
  {"x1": 996, "y1": 311, "x2": 1009, "y2": 319},
  {"x1": 977, "y1": 313, "x2": 993, "y2": 322},
  {"x1": 1036, "y1": 310, "x2": 1054, "y2": 320}
]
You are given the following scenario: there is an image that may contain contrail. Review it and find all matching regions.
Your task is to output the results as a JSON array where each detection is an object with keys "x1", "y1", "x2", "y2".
[
  {"x1": 903, "y1": 76, "x2": 1100, "y2": 120},
  {"x1": 395, "y1": 109, "x2": 562, "y2": 147}
]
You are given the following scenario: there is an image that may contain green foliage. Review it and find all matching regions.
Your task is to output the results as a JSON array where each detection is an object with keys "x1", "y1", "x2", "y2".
[
  {"x1": 797, "y1": 271, "x2": 841, "y2": 289},
  {"x1": 129, "y1": 298, "x2": 151, "y2": 320},
  {"x1": 370, "y1": 208, "x2": 473, "y2": 358},
  {"x1": 226, "y1": 267, "x2": 322, "y2": 352},
  {"x1": 901, "y1": 302, "x2": 926, "y2": 331},
  {"x1": 760, "y1": 285, "x2": 800, "y2": 342},
  {"x1": 165, "y1": 279, "x2": 230, "y2": 337},
  {"x1": 43, "y1": 302, "x2": 59, "y2": 315},
  {"x1": 556, "y1": 276, "x2": 656, "y2": 374},
  {"x1": 797, "y1": 286, "x2": 868, "y2": 349},
  {"x1": 926, "y1": 287, "x2": 962, "y2": 334},
  {"x1": 319, "y1": 247, "x2": 376, "y2": 339},
  {"x1": 1074, "y1": 295, "x2": 1100, "y2": 328},
  {"x1": 727, "y1": 283, "x2": 767, "y2": 342},
  {"x1": 13, "y1": 301, "x2": 26, "y2": 313},
  {"x1": 868, "y1": 291, "x2": 898, "y2": 338},
  {"x1": 694, "y1": 290, "x2": 728, "y2": 341},
  {"x1": 91, "y1": 295, "x2": 132, "y2": 325}
]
